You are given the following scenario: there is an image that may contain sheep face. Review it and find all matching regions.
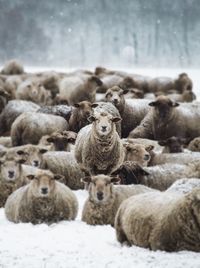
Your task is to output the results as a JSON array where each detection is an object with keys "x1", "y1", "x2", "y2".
[
  {"x1": 149, "y1": 96, "x2": 179, "y2": 120},
  {"x1": 105, "y1": 86, "x2": 128, "y2": 109},
  {"x1": 83, "y1": 174, "x2": 120, "y2": 204},
  {"x1": 27, "y1": 171, "x2": 60, "y2": 198},
  {"x1": 89, "y1": 112, "x2": 121, "y2": 137},
  {"x1": 74, "y1": 101, "x2": 98, "y2": 120},
  {"x1": 0, "y1": 158, "x2": 25, "y2": 182},
  {"x1": 47, "y1": 131, "x2": 77, "y2": 151},
  {"x1": 16, "y1": 147, "x2": 48, "y2": 167},
  {"x1": 158, "y1": 136, "x2": 186, "y2": 153},
  {"x1": 124, "y1": 143, "x2": 153, "y2": 166}
]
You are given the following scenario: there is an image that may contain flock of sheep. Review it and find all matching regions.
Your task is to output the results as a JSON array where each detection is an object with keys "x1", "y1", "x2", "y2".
[{"x1": 1, "y1": 59, "x2": 200, "y2": 253}]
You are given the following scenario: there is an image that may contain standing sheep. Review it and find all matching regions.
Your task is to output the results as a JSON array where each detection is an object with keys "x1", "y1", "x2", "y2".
[
  {"x1": 5, "y1": 169, "x2": 78, "y2": 224},
  {"x1": 105, "y1": 86, "x2": 149, "y2": 137},
  {"x1": 115, "y1": 188, "x2": 200, "y2": 252},
  {"x1": 11, "y1": 112, "x2": 69, "y2": 146},
  {"x1": 75, "y1": 111, "x2": 124, "y2": 175},
  {"x1": 81, "y1": 174, "x2": 156, "y2": 226}
]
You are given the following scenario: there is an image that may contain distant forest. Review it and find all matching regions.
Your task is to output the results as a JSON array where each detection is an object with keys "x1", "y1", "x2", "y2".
[{"x1": 0, "y1": 0, "x2": 199, "y2": 67}]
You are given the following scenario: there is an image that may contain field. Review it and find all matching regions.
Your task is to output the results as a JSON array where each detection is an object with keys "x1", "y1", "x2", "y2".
[{"x1": 0, "y1": 68, "x2": 200, "y2": 268}]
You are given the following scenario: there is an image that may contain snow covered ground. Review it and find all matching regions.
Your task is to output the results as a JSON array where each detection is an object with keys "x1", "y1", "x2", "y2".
[{"x1": 0, "y1": 68, "x2": 200, "y2": 268}]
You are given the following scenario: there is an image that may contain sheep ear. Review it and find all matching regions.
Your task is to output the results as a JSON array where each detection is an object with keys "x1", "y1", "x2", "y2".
[
  {"x1": 91, "y1": 103, "x2": 99, "y2": 108},
  {"x1": 171, "y1": 102, "x2": 179, "y2": 107},
  {"x1": 142, "y1": 169, "x2": 149, "y2": 176},
  {"x1": 39, "y1": 148, "x2": 48, "y2": 154},
  {"x1": 17, "y1": 150, "x2": 26, "y2": 155},
  {"x1": 46, "y1": 137, "x2": 54, "y2": 143},
  {"x1": 123, "y1": 89, "x2": 129, "y2": 95},
  {"x1": 149, "y1": 101, "x2": 157, "y2": 107},
  {"x1": 17, "y1": 158, "x2": 27, "y2": 164},
  {"x1": 81, "y1": 176, "x2": 92, "y2": 183},
  {"x1": 145, "y1": 145, "x2": 154, "y2": 151},
  {"x1": 110, "y1": 176, "x2": 121, "y2": 184},
  {"x1": 27, "y1": 174, "x2": 35, "y2": 180},
  {"x1": 158, "y1": 140, "x2": 167, "y2": 146},
  {"x1": 90, "y1": 76, "x2": 103, "y2": 86},
  {"x1": 74, "y1": 103, "x2": 80, "y2": 108},
  {"x1": 88, "y1": 115, "x2": 96, "y2": 122},
  {"x1": 112, "y1": 117, "x2": 121, "y2": 123},
  {"x1": 53, "y1": 174, "x2": 64, "y2": 181}
]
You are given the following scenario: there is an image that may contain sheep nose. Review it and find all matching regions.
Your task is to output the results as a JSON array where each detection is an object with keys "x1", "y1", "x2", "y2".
[
  {"x1": 41, "y1": 188, "x2": 48, "y2": 195},
  {"x1": 8, "y1": 171, "x2": 14, "y2": 178},
  {"x1": 113, "y1": 98, "x2": 119, "y2": 104},
  {"x1": 144, "y1": 154, "x2": 150, "y2": 160},
  {"x1": 97, "y1": 192, "x2": 104, "y2": 200},
  {"x1": 101, "y1": 126, "x2": 107, "y2": 132},
  {"x1": 33, "y1": 160, "x2": 39, "y2": 167}
]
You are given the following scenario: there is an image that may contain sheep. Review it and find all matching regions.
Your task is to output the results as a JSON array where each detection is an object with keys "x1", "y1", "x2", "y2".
[
  {"x1": 123, "y1": 141, "x2": 153, "y2": 167},
  {"x1": 149, "y1": 151, "x2": 200, "y2": 166},
  {"x1": 115, "y1": 187, "x2": 200, "y2": 252},
  {"x1": 0, "y1": 88, "x2": 11, "y2": 113},
  {"x1": 104, "y1": 86, "x2": 149, "y2": 137},
  {"x1": 166, "y1": 89, "x2": 196, "y2": 103},
  {"x1": 69, "y1": 101, "x2": 98, "y2": 132},
  {"x1": 0, "y1": 100, "x2": 40, "y2": 136},
  {"x1": 36, "y1": 105, "x2": 72, "y2": 121},
  {"x1": 1, "y1": 59, "x2": 24, "y2": 75},
  {"x1": 93, "y1": 102, "x2": 122, "y2": 136},
  {"x1": 81, "y1": 174, "x2": 156, "y2": 226},
  {"x1": 123, "y1": 138, "x2": 162, "y2": 152},
  {"x1": 39, "y1": 71, "x2": 62, "y2": 99},
  {"x1": 129, "y1": 95, "x2": 200, "y2": 140},
  {"x1": 59, "y1": 75, "x2": 102, "y2": 105},
  {"x1": 187, "y1": 137, "x2": 200, "y2": 152},
  {"x1": 113, "y1": 161, "x2": 200, "y2": 191},
  {"x1": 40, "y1": 151, "x2": 84, "y2": 190},
  {"x1": 158, "y1": 136, "x2": 188, "y2": 153},
  {"x1": 174, "y1": 72, "x2": 193, "y2": 93},
  {"x1": 5, "y1": 169, "x2": 78, "y2": 224},
  {"x1": 5, "y1": 144, "x2": 48, "y2": 167},
  {"x1": 11, "y1": 112, "x2": 69, "y2": 146},
  {"x1": 75, "y1": 111, "x2": 124, "y2": 175},
  {"x1": 44, "y1": 130, "x2": 77, "y2": 151},
  {"x1": 16, "y1": 79, "x2": 52, "y2": 105},
  {"x1": 166, "y1": 178, "x2": 200, "y2": 194},
  {"x1": 4, "y1": 75, "x2": 23, "y2": 99},
  {"x1": 0, "y1": 155, "x2": 27, "y2": 207}
]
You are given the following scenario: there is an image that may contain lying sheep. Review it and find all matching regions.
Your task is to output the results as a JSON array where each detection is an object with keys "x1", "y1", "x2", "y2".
[
  {"x1": 114, "y1": 161, "x2": 200, "y2": 191},
  {"x1": 105, "y1": 86, "x2": 149, "y2": 137},
  {"x1": 16, "y1": 79, "x2": 51, "y2": 105},
  {"x1": 11, "y1": 112, "x2": 68, "y2": 146},
  {"x1": 59, "y1": 75, "x2": 102, "y2": 105},
  {"x1": 0, "y1": 100, "x2": 40, "y2": 136},
  {"x1": 37, "y1": 105, "x2": 72, "y2": 121},
  {"x1": 75, "y1": 111, "x2": 124, "y2": 175},
  {"x1": 158, "y1": 136, "x2": 187, "y2": 153},
  {"x1": 1, "y1": 59, "x2": 24, "y2": 75},
  {"x1": 167, "y1": 89, "x2": 196, "y2": 103},
  {"x1": 81, "y1": 174, "x2": 156, "y2": 226},
  {"x1": 129, "y1": 96, "x2": 200, "y2": 140},
  {"x1": 5, "y1": 169, "x2": 78, "y2": 224},
  {"x1": 123, "y1": 138, "x2": 162, "y2": 152},
  {"x1": 0, "y1": 156, "x2": 26, "y2": 207},
  {"x1": 174, "y1": 72, "x2": 193, "y2": 93},
  {"x1": 149, "y1": 151, "x2": 200, "y2": 166},
  {"x1": 166, "y1": 178, "x2": 200, "y2": 194},
  {"x1": 6, "y1": 144, "x2": 48, "y2": 167},
  {"x1": 40, "y1": 151, "x2": 84, "y2": 190},
  {"x1": 115, "y1": 187, "x2": 200, "y2": 252},
  {"x1": 187, "y1": 137, "x2": 200, "y2": 152},
  {"x1": 123, "y1": 142, "x2": 153, "y2": 167},
  {"x1": 69, "y1": 101, "x2": 98, "y2": 132},
  {"x1": 45, "y1": 130, "x2": 77, "y2": 151},
  {"x1": 4, "y1": 75, "x2": 23, "y2": 99}
]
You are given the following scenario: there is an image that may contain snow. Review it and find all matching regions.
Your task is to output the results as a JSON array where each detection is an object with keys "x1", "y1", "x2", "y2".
[
  {"x1": 0, "y1": 189, "x2": 200, "y2": 268},
  {"x1": 1, "y1": 68, "x2": 200, "y2": 267}
]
